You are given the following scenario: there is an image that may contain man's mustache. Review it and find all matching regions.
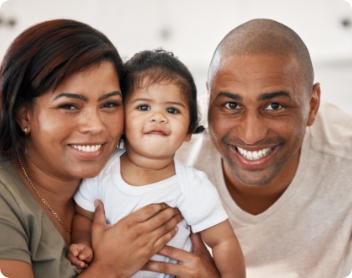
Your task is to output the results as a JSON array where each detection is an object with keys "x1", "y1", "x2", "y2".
[{"x1": 222, "y1": 136, "x2": 285, "y2": 147}]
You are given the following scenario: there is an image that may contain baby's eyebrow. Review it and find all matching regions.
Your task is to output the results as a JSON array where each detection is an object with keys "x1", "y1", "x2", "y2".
[{"x1": 165, "y1": 101, "x2": 186, "y2": 108}]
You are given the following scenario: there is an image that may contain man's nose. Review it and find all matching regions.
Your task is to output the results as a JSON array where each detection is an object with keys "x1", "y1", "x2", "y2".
[{"x1": 237, "y1": 111, "x2": 267, "y2": 145}]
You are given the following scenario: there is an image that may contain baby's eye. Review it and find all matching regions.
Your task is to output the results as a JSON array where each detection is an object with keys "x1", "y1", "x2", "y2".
[
  {"x1": 137, "y1": 105, "x2": 150, "y2": 111},
  {"x1": 166, "y1": 107, "x2": 179, "y2": 114},
  {"x1": 59, "y1": 104, "x2": 77, "y2": 110},
  {"x1": 224, "y1": 102, "x2": 239, "y2": 110},
  {"x1": 265, "y1": 103, "x2": 282, "y2": 110}
]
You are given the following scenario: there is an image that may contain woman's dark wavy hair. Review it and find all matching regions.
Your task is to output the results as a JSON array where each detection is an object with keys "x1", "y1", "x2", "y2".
[
  {"x1": 122, "y1": 49, "x2": 203, "y2": 134},
  {"x1": 0, "y1": 19, "x2": 124, "y2": 160}
]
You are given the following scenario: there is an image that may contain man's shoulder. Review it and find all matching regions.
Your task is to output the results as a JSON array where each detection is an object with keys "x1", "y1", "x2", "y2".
[{"x1": 309, "y1": 101, "x2": 352, "y2": 160}]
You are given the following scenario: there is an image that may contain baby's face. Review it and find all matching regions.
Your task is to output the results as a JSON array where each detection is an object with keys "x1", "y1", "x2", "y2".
[{"x1": 124, "y1": 79, "x2": 191, "y2": 160}]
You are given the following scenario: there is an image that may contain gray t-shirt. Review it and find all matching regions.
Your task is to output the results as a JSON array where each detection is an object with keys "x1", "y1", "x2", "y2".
[
  {"x1": 176, "y1": 97, "x2": 352, "y2": 278},
  {"x1": 0, "y1": 157, "x2": 80, "y2": 278}
]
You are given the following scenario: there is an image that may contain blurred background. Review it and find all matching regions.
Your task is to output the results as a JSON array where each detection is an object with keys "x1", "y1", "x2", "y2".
[{"x1": 1, "y1": 0, "x2": 352, "y2": 114}]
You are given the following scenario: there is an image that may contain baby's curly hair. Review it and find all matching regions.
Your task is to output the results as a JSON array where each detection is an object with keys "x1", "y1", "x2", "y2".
[{"x1": 122, "y1": 49, "x2": 204, "y2": 134}]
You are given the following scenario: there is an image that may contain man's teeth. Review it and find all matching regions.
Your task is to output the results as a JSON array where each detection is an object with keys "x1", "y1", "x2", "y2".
[
  {"x1": 236, "y1": 147, "x2": 273, "y2": 160},
  {"x1": 72, "y1": 145, "x2": 102, "y2": 152}
]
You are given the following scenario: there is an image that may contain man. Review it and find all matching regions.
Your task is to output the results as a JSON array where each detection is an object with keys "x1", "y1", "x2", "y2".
[{"x1": 177, "y1": 19, "x2": 352, "y2": 277}]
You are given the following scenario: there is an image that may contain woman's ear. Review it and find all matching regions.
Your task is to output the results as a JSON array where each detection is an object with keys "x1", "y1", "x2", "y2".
[{"x1": 16, "y1": 104, "x2": 32, "y2": 134}]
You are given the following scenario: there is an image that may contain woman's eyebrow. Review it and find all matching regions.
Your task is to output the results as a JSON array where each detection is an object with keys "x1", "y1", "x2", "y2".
[
  {"x1": 98, "y1": 91, "x2": 122, "y2": 101},
  {"x1": 53, "y1": 91, "x2": 122, "y2": 102},
  {"x1": 54, "y1": 93, "x2": 87, "y2": 101}
]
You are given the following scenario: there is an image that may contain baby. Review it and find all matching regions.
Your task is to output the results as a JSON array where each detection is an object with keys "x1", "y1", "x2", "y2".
[{"x1": 68, "y1": 50, "x2": 244, "y2": 277}]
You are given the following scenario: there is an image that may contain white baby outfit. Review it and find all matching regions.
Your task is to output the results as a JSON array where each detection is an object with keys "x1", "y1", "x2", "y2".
[{"x1": 74, "y1": 149, "x2": 228, "y2": 278}]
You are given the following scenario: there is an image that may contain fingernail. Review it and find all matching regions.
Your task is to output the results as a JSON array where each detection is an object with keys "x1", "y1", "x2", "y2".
[
  {"x1": 94, "y1": 200, "x2": 99, "y2": 208},
  {"x1": 174, "y1": 226, "x2": 179, "y2": 232}
]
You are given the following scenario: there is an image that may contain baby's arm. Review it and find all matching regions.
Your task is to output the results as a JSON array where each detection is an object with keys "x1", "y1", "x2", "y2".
[
  {"x1": 200, "y1": 219, "x2": 246, "y2": 278},
  {"x1": 67, "y1": 204, "x2": 94, "y2": 269}
]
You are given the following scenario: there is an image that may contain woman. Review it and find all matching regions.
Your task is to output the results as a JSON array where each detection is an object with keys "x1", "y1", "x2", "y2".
[{"x1": 0, "y1": 19, "x2": 219, "y2": 277}]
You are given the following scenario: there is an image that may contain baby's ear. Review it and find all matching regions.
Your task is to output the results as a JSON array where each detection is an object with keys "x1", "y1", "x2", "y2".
[{"x1": 184, "y1": 132, "x2": 192, "y2": 142}]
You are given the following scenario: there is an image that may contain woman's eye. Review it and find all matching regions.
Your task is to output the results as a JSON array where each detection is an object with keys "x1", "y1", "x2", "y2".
[
  {"x1": 137, "y1": 105, "x2": 150, "y2": 111},
  {"x1": 166, "y1": 107, "x2": 179, "y2": 114},
  {"x1": 266, "y1": 103, "x2": 282, "y2": 110},
  {"x1": 224, "y1": 102, "x2": 239, "y2": 110},
  {"x1": 59, "y1": 104, "x2": 77, "y2": 110}
]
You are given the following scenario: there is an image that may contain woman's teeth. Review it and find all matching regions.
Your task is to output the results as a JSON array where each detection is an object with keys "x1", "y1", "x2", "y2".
[
  {"x1": 71, "y1": 145, "x2": 102, "y2": 152},
  {"x1": 236, "y1": 146, "x2": 273, "y2": 160}
]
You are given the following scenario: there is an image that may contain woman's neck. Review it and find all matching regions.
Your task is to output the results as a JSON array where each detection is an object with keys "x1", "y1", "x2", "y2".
[
  {"x1": 13, "y1": 152, "x2": 79, "y2": 244},
  {"x1": 120, "y1": 151, "x2": 175, "y2": 186}
]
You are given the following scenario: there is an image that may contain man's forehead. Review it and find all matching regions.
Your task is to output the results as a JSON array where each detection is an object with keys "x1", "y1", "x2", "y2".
[{"x1": 210, "y1": 54, "x2": 299, "y2": 82}]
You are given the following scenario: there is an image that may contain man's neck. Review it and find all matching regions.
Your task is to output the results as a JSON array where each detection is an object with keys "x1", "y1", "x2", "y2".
[{"x1": 222, "y1": 152, "x2": 301, "y2": 215}]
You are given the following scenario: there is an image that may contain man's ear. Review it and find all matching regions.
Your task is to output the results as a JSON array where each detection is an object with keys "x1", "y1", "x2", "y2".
[
  {"x1": 184, "y1": 132, "x2": 192, "y2": 142},
  {"x1": 16, "y1": 104, "x2": 32, "y2": 133},
  {"x1": 307, "y1": 83, "x2": 321, "y2": 127}
]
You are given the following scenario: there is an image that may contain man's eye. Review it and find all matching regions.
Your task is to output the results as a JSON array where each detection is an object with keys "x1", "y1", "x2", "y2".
[
  {"x1": 102, "y1": 102, "x2": 118, "y2": 108},
  {"x1": 224, "y1": 102, "x2": 238, "y2": 109},
  {"x1": 59, "y1": 104, "x2": 77, "y2": 110},
  {"x1": 266, "y1": 103, "x2": 282, "y2": 110},
  {"x1": 137, "y1": 105, "x2": 150, "y2": 111},
  {"x1": 166, "y1": 107, "x2": 179, "y2": 114}
]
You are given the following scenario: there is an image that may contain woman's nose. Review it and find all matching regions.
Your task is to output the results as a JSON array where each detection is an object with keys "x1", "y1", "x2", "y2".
[{"x1": 78, "y1": 109, "x2": 104, "y2": 134}]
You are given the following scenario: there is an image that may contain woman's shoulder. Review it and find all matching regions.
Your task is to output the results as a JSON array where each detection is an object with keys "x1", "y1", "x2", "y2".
[{"x1": 0, "y1": 157, "x2": 80, "y2": 278}]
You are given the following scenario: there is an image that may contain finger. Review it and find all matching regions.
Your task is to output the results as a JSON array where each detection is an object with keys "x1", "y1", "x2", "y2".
[
  {"x1": 190, "y1": 232, "x2": 210, "y2": 256},
  {"x1": 67, "y1": 253, "x2": 87, "y2": 269},
  {"x1": 143, "y1": 260, "x2": 181, "y2": 277},
  {"x1": 157, "y1": 245, "x2": 194, "y2": 262},
  {"x1": 78, "y1": 248, "x2": 94, "y2": 263},
  {"x1": 68, "y1": 244, "x2": 79, "y2": 257},
  {"x1": 130, "y1": 203, "x2": 171, "y2": 223},
  {"x1": 145, "y1": 207, "x2": 182, "y2": 234},
  {"x1": 92, "y1": 200, "x2": 107, "y2": 227}
]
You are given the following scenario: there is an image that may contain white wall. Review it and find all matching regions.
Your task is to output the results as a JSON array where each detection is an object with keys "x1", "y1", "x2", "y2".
[{"x1": 1, "y1": 0, "x2": 352, "y2": 114}]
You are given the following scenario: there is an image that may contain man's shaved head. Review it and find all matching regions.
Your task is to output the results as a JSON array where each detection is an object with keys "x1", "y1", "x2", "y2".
[{"x1": 209, "y1": 19, "x2": 314, "y2": 90}]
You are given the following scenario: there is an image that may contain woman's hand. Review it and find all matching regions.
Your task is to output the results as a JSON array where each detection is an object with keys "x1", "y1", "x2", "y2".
[
  {"x1": 143, "y1": 232, "x2": 221, "y2": 278},
  {"x1": 81, "y1": 200, "x2": 182, "y2": 278}
]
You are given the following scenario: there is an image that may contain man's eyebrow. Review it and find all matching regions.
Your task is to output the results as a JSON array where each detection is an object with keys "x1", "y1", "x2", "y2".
[
  {"x1": 216, "y1": 92, "x2": 243, "y2": 101},
  {"x1": 258, "y1": 91, "x2": 291, "y2": 101},
  {"x1": 53, "y1": 91, "x2": 122, "y2": 102}
]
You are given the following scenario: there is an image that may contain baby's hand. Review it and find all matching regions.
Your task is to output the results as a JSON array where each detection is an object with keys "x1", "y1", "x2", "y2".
[{"x1": 67, "y1": 243, "x2": 94, "y2": 269}]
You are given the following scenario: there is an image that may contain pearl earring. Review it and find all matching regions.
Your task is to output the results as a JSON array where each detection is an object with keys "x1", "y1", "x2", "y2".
[{"x1": 23, "y1": 128, "x2": 28, "y2": 135}]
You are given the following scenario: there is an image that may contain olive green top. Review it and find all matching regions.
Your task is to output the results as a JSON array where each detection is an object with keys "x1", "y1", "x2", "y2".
[{"x1": 0, "y1": 156, "x2": 80, "y2": 277}]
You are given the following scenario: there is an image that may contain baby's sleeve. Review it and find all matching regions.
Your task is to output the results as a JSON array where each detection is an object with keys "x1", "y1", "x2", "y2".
[
  {"x1": 177, "y1": 168, "x2": 228, "y2": 233},
  {"x1": 74, "y1": 176, "x2": 100, "y2": 213}
]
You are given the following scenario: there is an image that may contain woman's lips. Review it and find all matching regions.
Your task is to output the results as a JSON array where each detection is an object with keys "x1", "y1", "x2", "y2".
[{"x1": 69, "y1": 143, "x2": 105, "y2": 159}]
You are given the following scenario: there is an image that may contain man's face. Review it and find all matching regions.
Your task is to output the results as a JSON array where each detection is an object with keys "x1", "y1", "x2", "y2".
[{"x1": 208, "y1": 54, "x2": 319, "y2": 187}]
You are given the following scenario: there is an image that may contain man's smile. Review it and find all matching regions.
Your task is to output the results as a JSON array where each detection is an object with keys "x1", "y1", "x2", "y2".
[{"x1": 235, "y1": 146, "x2": 274, "y2": 160}]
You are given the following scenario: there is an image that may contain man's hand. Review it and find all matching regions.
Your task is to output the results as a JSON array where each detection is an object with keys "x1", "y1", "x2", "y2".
[{"x1": 143, "y1": 232, "x2": 221, "y2": 278}]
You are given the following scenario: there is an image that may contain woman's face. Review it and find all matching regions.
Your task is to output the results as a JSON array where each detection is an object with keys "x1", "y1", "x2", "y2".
[{"x1": 21, "y1": 61, "x2": 124, "y2": 180}]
